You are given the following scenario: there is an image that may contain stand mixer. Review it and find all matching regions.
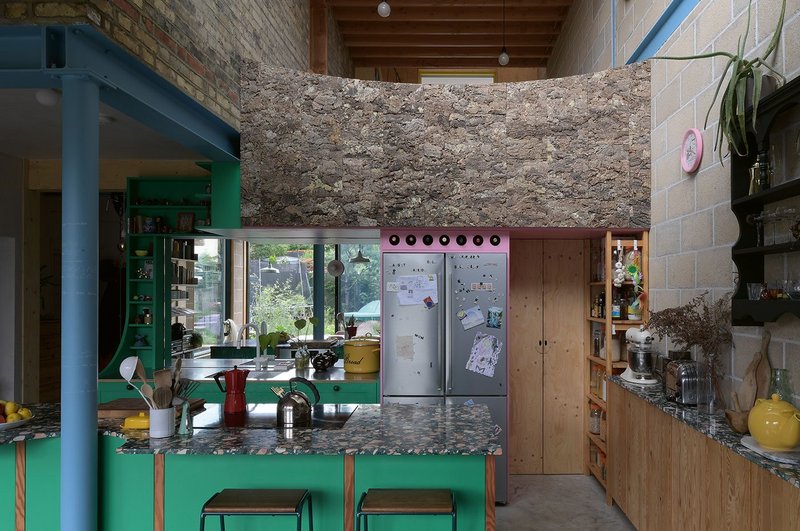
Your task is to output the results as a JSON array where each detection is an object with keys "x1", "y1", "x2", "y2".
[{"x1": 621, "y1": 326, "x2": 659, "y2": 385}]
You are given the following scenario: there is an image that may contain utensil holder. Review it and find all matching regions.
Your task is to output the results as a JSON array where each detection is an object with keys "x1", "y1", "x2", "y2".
[{"x1": 149, "y1": 407, "x2": 175, "y2": 438}]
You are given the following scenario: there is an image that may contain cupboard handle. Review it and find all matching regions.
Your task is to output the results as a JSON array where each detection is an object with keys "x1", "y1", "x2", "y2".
[{"x1": 333, "y1": 385, "x2": 340, "y2": 391}]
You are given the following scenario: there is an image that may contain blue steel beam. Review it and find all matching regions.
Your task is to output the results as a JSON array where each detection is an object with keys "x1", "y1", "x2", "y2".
[
  {"x1": 60, "y1": 74, "x2": 99, "y2": 531},
  {"x1": 0, "y1": 25, "x2": 239, "y2": 161}
]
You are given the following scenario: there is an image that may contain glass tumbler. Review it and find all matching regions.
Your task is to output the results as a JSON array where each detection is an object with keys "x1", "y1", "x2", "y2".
[{"x1": 767, "y1": 368, "x2": 795, "y2": 406}]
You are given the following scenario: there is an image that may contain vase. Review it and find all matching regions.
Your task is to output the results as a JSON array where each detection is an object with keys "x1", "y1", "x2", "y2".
[
  {"x1": 696, "y1": 358, "x2": 722, "y2": 414},
  {"x1": 767, "y1": 368, "x2": 795, "y2": 406}
]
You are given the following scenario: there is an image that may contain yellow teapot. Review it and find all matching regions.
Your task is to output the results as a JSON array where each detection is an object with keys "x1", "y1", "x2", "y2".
[{"x1": 747, "y1": 394, "x2": 800, "y2": 451}]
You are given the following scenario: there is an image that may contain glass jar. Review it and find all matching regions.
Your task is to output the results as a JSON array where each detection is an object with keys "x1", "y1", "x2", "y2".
[
  {"x1": 589, "y1": 406, "x2": 602, "y2": 434},
  {"x1": 294, "y1": 346, "x2": 311, "y2": 369},
  {"x1": 767, "y1": 368, "x2": 795, "y2": 407}
]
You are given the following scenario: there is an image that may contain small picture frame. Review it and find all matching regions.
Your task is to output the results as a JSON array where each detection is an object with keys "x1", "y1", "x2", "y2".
[{"x1": 176, "y1": 212, "x2": 195, "y2": 234}]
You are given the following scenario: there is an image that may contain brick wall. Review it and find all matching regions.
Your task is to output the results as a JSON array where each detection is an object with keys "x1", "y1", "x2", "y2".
[
  {"x1": 549, "y1": 0, "x2": 800, "y2": 405},
  {"x1": 2, "y1": 0, "x2": 353, "y2": 128},
  {"x1": 240, "y1": 63, "x2": 651, "y2": 229}
]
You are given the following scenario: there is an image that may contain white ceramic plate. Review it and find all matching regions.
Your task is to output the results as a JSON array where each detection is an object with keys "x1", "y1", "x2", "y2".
[
  {"x1": 0, "y1": 415, "x2": 34, "y2": 431},
  {"x1": 326, "y1": 259, "x2": 345, "y2": 277}
]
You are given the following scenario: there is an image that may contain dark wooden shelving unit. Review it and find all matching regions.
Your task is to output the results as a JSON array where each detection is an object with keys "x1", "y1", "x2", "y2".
[{"x1": 730, "y1": 75, "x2": 800, "y2": 325}]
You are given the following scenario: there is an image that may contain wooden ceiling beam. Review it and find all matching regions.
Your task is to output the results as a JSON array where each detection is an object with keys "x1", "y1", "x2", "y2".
[
  {"x1": 343, "y1": 34, "x2": 556, "y2": 46},
  {"x1": 353, "y1": 57, "x2": 548, "y2": 67},
  {"x1": 339, "y1": 21, "x2": 561, "y2": 34},
  {"x1": 349, "y1": 46, "x2": 551, "y2": 58},
  {"x1": 332, "y1": 6, "x2": 568, "y2": 21},
  {"x1": 329, "y1": 0, "x2": 573, "y2": 6}
]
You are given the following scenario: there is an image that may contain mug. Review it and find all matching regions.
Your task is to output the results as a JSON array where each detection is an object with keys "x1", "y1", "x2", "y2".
[{"x1": 149, "y1": 407, "x2": 175, "y2": 438}]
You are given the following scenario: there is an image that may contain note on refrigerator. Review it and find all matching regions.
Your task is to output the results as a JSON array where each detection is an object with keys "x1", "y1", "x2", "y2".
[
  {"x1": 396, "y1": 275, "x2": 438, "y2": 306},
  {"x1": 465, "y1": 332, "x2": 502, "y2": 378},
  {"x1": 457, "y1": 305, "x2": 484, "y2": 330}
]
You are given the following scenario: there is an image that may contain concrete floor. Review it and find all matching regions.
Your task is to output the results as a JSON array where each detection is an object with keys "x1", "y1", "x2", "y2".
[{"x1": 496, "y1": 475, "x2": 635, "y2": 530}]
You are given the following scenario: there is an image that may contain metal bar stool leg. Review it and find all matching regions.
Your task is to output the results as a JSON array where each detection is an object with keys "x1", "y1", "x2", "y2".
[
  {"x1": 219, "y1": 514, "x2": 225, "y2": 531},
  {"x1": 452, "y1": 492, "x2": 457, "y2": 531},
  {"x1": 199, "y1": 514, "x2": 205, "y2": 531},
  {"x1": 307, "y1": 493, "x2": 314, "y2": 531}
]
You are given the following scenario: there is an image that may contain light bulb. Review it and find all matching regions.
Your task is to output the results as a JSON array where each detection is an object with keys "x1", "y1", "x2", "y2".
[
  {"x1": 377, "y1": 1, "x2": 391, "y2": 17},
  {"x1": 34, "y1": 89, "x2": 60, "y2": 107},
  {"x1": 498, "y1": 49, "x2": 510, "y2": 66}
]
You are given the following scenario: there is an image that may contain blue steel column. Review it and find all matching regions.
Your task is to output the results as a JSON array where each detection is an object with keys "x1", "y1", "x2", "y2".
[
  {"x1": 61, "y1": 75, "x2": 99, "y2": 531},
  {"x1": 313, "y1": 244, "x2": 325, "y2": 339}
]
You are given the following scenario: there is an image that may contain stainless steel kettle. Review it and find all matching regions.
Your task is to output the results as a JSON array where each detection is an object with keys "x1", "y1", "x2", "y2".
[{"x1": 277, "y1": 377, "x2": 320, "y2": 428}]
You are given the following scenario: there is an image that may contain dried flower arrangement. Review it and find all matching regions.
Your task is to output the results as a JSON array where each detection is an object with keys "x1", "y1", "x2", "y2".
[{"x1": 647, "y1": 293, "x2": 732, "y2": 400}]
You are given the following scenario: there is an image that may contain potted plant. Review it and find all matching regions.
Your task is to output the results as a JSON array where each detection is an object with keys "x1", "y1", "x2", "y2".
[
  {"x1": 647, "y1": 293, "x2": 732, "y2": 410},
  {"x1": 345, "y1": 316, "x2": 358, "y2": 339},
  {"x1": 656, "y1": 0, "x2": 786, "y2": 162}
]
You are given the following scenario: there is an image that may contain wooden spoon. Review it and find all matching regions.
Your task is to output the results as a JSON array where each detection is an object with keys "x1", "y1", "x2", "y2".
[
  {"x1": 135, "y1": 358, "x2": 148, "y2": 387},
  {"x1": 172, "y1": 358, "x2": 182, "y2": 391},
  {"x1": 140, "y1": 383, "x2": 155, "y2": 409},
  {"x1": 153, "y1": 387, "x2": 173, "y2": 409},
  {"x1": 154, "y1": 369, "x2": 172, "y2": 389}
]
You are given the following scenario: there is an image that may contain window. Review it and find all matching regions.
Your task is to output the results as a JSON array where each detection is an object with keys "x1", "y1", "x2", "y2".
[
  {"x1": 247, "y1": 243, "x2": 380, "y2": 338},
  {"x1": 419, "y1": 71, "x2": 495, "y2": 85}
]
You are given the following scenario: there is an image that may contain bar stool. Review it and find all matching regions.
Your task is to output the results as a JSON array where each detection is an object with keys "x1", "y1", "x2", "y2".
[
  {"x1": 355, "y1": 488, "x2": 456, "y2": 531},
  {"x1": 199, "y1": 488, "x2": 313, "y2": 531}
]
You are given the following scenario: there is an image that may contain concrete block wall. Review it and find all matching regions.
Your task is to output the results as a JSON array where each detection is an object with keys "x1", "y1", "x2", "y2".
[
  {"x1": 548, "y1": 0, "x2": 800, "y2": 405},
  {"x1": 2, "y1": 0, "x2": 353, "y2": 128},
  {"x1": 240, "y1": 62, "x2": 651, "y2": 229}
]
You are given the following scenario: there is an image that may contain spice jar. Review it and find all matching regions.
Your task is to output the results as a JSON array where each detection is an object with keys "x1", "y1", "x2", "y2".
[{"x1": 589, "y1": 405, "x2": 602, "y2": 434}]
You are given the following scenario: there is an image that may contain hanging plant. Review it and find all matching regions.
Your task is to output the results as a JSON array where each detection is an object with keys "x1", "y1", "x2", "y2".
[{"x1": 655, "y1": 0, "x2": 786, "y2": 163}]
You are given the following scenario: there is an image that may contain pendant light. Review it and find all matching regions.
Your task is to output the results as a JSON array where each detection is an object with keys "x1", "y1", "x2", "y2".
[
  {"x1": 377, "y1": 1, "x2": 391, "y2": 17},
  {"x1": 349, "y1": 245, "x2": 371, "y2": 264},
  {"x1": 498, "y1": 0, "x2": 509, "y2": 66}
]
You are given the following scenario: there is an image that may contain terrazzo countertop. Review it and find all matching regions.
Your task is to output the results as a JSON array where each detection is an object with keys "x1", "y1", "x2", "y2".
[
  {"x1": 0, "y1": 403, "x2": 501, "y2": 459},
  {"x1": 610, "y1": 377, "x2": 800, "y2": 489}
]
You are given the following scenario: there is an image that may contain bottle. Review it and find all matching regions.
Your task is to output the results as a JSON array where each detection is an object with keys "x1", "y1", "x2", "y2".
[
  {"x1": 611, "y1": 297, "x2": 621, "y2": 319},
  {"x1": 598, "y1": 292, "x2": 606, "y2": 318},
  {"x1": 589, "y1": 406, "x2": 602, "y2": 434},
  {"x1": 767, "y1": 368, "x2": 795, "y2": 406}
]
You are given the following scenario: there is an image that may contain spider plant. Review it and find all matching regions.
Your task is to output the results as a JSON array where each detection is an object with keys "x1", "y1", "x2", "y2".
[{"x1": 656, "y1": 0, "x2": 786, "y2": 163}]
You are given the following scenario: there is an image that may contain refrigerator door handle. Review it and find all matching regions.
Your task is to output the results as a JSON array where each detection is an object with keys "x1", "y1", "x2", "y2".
[{"x1": 445, "y1": 257, "x2": 452, "y2": 393}]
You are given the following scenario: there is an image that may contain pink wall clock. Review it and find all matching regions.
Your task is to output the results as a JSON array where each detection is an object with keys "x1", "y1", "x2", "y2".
[{"x1": 681, "y1": 128, "x2": 703, "y2": 174}]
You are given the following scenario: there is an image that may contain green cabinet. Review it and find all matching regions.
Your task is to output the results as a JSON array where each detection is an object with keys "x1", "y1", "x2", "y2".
[{"x1": 314, "y1": 382, "x2": 378, "y2": 404}]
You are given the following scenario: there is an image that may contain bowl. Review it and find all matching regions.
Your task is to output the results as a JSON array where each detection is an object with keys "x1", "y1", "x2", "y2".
[{"x1": 134, "y1": 250, "x2": 148, "y2": 257}]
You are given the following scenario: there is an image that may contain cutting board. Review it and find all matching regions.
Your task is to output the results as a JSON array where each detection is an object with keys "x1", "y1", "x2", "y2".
[{"x1": 97, "y1": 397, "x2": 206, "y2": 418}]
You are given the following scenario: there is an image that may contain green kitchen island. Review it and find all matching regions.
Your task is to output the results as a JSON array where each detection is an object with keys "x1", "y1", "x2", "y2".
[{"x1": 1, "y1": 402, "x2": 500, "y2": 531}]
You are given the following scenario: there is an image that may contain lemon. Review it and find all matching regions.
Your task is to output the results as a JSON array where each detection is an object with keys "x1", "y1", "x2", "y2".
[
  {"x1": 6, "y1": 413, "x2": 21, "y2": 423},
  {"x1": 17, "y1": 408, "x2": 31, "y2": 420},
  {"x1": 4, "y1": 401, "x2": 18, "y2": 416}
]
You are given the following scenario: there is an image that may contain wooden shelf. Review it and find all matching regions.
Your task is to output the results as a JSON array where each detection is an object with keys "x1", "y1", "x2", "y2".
[
  {"x1": 588, "y1": 463, "x2": 606, "y2": 489},
  {"x1": 586, "y1": 393, "x2": 606, "y2": 409},
  {"x1": 730, "y1": 177, "x2": 800, "y2": 208},
  {"x1": 587, "y1": 355, "x2": 627, "y2": 369},
  {"x1": 170, "y1": 257, "x2": 197, "y2": 263},
  {"x1": 130, "y1": 278, "x2": 153, "y2": 283},
  {"x1": 732, "y1": 241, "x2": 800, "y2": 256},
  {"x1": 171, "y1": 283, "x2": 198, "y2": 288},
  {"x1": 587, "y1": 431, "x2": 607, "y2": 453}
]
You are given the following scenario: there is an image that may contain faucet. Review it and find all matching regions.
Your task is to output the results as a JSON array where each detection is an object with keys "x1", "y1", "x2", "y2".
[{"x1": 237, "y1": 322, "x2": 264, "y2": 370}]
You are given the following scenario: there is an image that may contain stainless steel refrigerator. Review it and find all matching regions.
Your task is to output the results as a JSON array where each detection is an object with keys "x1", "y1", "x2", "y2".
[{"x1": 381, "y1": 252, "x2": 508, "y2": 503}]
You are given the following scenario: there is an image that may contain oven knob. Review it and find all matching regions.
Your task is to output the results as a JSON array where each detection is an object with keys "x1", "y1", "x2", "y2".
[
  {"x1": 405, "y1": 234, "x2": 416, "y2": 246},
  {"x1": 473, "y1": 235, "x2": 484, "y2": 246},
  {"x1": 388, "y1": 234, "x2": 400, "y2": 246},
  {"x1": 422, "y1": 234, "x2": 433, "y2": 246},
  {"x1": 456, "y1": 235, "x2": 467, "y2": 246},
  {"x1": 439, "y1": 234, "x2": 450, "y2": 246},
  {"x1": 490, "y1": 234, "x2": 501, "y2": 246}
]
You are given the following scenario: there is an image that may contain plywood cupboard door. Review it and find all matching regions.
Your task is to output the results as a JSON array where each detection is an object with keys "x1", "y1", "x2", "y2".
[
  {"x1": 670, "y1": 420, "x2": 701, "y2": 531},
  {"x1": 542, "y1": 240, "x2": 584, "y2": 474},
  {"x1": 508, "y1": 240, "x2": 544, "y2": 474}
]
